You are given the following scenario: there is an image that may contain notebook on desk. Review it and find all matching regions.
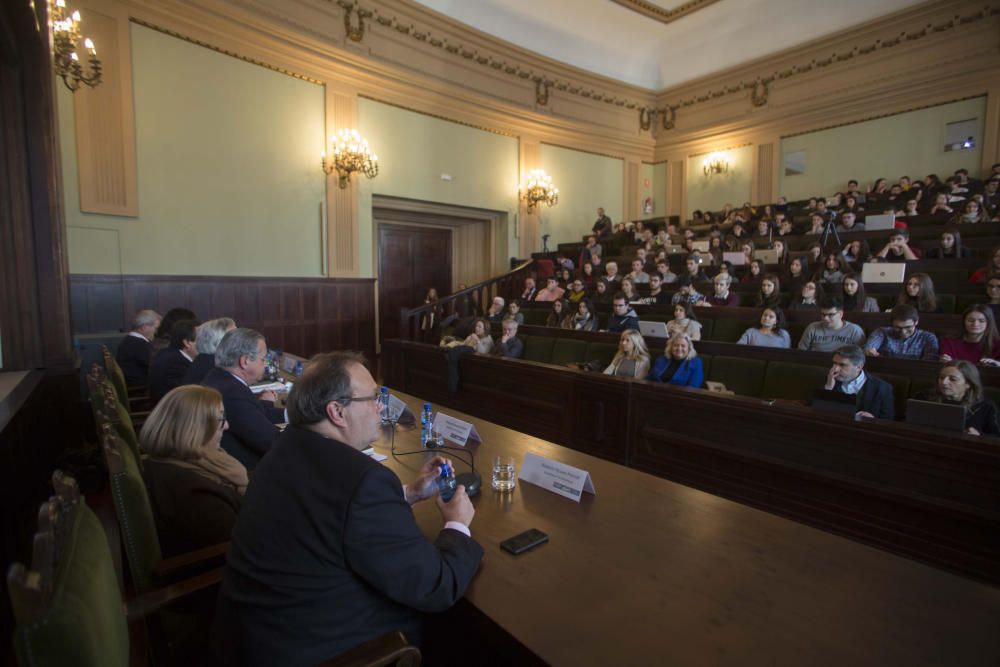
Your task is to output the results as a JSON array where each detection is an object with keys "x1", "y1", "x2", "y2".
[{"x1": 905, "y1": 399, "x2": 966, "y2": 433}]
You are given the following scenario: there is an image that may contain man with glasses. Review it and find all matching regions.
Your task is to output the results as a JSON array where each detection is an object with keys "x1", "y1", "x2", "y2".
[
  {"x1": 213, "y1": 351, "x2": 482, "y2": 665},
  {"x1": 202, "y1": 328, "x2": 285, "y2": 469},
  {"x1": 606, "y1": 292, "x2": 639, "y2": 333},
  {"x1": 864, "y1": 304, "x2": 939, "y2": 360},
  {"x1": 797, "y1": 297, "x2": 866, "y2": 352}
]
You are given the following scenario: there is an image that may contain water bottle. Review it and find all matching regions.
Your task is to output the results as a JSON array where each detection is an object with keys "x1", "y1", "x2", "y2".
[
  {"x1": 420, "y1": 403, "x2": 432, "y2": 448},
  {"x1": 437, "y1": 462, "x2": 457, "y2": 502},
  {"x1": 378, "y1": 386, "x2": 390, "y2": 425},
  {"x1": 294, "y1": 361, "x2": 303, "y2": 377}
]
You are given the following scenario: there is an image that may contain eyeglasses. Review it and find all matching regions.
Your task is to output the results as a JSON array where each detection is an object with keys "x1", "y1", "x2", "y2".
[
  {"x1": 335, "y1": 390, "x2": 381, "y2": 406},
  {"x1": 217, "y1": 412, "x2": 227, "y2": 427}
]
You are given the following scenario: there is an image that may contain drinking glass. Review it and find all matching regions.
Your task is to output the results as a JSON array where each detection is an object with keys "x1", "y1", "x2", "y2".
[{"x1": 492, "y1": 455, "x2": 516, "y2": 492}]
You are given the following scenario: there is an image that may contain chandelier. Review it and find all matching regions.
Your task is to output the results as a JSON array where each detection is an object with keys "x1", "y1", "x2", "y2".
[
  {"x1": 322, "y1": 129, "x2": 379, "y2": 189},
  {"x1": 50, "y1": 0, "x2": 102, "y2": 92},
  {"x1": 702, "y1": 152, "x2": 730, "y2": 177},
  {"x1": 522, "y1": 169, "x2": 559, "y2": 213}
]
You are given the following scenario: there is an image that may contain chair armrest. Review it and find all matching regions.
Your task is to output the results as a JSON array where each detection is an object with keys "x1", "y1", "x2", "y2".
[
  {"x1": 152, "y1": 541, "x2": 229, "y2": 582},
  {"x1": 315, "y1": 631, "x2": 420, "y2": 667},
  {"x1": 125, "y1": 567, "x2": 223, "y2": 622}
]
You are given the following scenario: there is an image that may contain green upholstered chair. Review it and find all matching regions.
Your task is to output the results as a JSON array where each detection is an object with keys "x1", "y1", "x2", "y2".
[
  {"x1": 697, "y1": 318, "x2": 714, "y2": 340},
  {"x1": 87, "y1": 367, "x2": 143, "y2": 469},
  {"x1": 708, "y1": 318, "x2": 748, "y2": 343},
  {"x1": 102, "y1": 345, "x2": 131, "y2": 407},
  {"x1": 707, "y1": 356, "x2": 767, "y2": 397},
  {"x1": 874, "y1": 371, "x2": 911, "y2": 418},
  {"x1": 761, "y1": 361, "x2": 829, "y2": 401},
  {"x1": 550, "y1": 338, "x2": 588, "y2": 365},
  {"x1": 698, "y1": 354, "x2": 712, "y2": 379},
  {"x1": 523, "y1": 309, "x2": 549, "y2": 326},
  {"x1": 585, "y1": 342, "x2": 619, "y2": 368},
  {"x1": 936, "y1": 294, "x2": 956, "y2": 314},
  {"x1": 785, "y1": 322, "x2": 808, "y2": 348},
  {"x1": 955, "y1": 294, "x2": 984, "y2": 314},
  {"x1": 874, "y1": 293, "x2": 895, "y2": 311},
  {"x1": 522, "y1": 336, "x2": 556, "y2": 363}
]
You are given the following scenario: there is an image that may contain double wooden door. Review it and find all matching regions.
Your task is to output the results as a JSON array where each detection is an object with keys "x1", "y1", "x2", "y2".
[{"x1": 377, "y1": 224, "x2": 452, "y2": 342}]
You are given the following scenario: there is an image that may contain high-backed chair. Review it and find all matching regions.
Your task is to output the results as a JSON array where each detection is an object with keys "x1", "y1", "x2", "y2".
[{"x1": 87, "y1": 366, "x2": 143, "y2": 467}]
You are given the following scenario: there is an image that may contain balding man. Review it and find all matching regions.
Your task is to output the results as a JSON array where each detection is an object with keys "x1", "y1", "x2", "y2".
[
  {"x1": 202, "y1": 328, "x2": 284, "y2": 469},
  {"x1": 116, "y1": 309, "x2": 161, "y2": 386}
]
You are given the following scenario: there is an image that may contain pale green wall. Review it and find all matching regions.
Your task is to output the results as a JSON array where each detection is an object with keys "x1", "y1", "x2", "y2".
[
  {"x1": 538, "y1": 144, "x2": 623, "y2": 247},
  {"x1": 60, "y1": 24, "x2": 326, "y2": 276},
  {"x1": 686, "y1": 145, "x2": 754, "y2": 215},
  {"x1": 638, "y1": 162, "x2": 668, "y2": 219},
  {"x1": 356, "y1": 98, "x2": 518, "y2": 277},
  {"x1": 779, "y1": 97, "x2": 987, "y2": 201}
]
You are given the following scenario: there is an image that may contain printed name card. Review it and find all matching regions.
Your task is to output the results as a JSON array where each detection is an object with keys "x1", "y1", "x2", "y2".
[
  {"x1": 518, "y1": 453, "x2": 596, "y2": 502},
  {"x1": 386, "y1": 394, "x2": 412, "y2": 423},
  {"x1": 432, "y1": 412, "x2": 481, "y2": 447}
]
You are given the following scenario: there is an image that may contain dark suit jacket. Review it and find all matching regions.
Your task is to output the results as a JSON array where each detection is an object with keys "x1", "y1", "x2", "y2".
[
  {"x1": 149, "y1": 348, "x2": 193, "y2": 403},
  {"x1": 839, "y1": 372, "x2": 894, "y2": 420},
  {"x1": 183, "y1": 353, "x2": 216, "y2": 386},
  {"x1": 201, "y1": 368, "x2": 283, "y2": 469},
  {"x1": 116, "y1": 334, "x2": 153, "y2": 386},
  {"x1": 212, "y1": 426, "x2": 483, "y2": 666},
  {"x1": 490, "y1": 335, "x2": 524, "y2": 359}
]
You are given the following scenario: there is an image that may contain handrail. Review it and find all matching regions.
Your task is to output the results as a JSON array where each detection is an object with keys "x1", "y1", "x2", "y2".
[{"x1": 399, "y1": 259, "x2": 534, "y2": 341}]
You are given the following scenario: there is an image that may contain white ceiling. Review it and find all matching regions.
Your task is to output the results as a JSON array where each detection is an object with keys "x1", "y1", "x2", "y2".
[{"x1": 413, "y1": 0, "x2": 926, "y2": 90}]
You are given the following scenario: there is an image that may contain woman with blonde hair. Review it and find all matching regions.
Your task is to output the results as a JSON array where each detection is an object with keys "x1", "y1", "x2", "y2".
[
  {"x1": 603, "y1": 329, "x2": 651, "y2": 378},
  {"x1": 648, "y1": 333, "x2": 704, "y2": 387},
  {"x1": 140, "y1": 385, "x2": 244, "y2": 557}
]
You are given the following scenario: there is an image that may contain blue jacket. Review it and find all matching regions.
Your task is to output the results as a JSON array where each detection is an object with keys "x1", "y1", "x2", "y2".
[{"x1": 648, "y1": 356, "x2": 704, "y2": 388}]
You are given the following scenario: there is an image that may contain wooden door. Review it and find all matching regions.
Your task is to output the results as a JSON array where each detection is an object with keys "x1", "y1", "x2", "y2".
[{"x1": 377, "y1": 224, "x2": 452, "y2": 342}]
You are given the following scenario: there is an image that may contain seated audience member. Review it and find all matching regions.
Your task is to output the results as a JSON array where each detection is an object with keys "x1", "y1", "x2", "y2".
[
  {"x1": 737, "y1": 240, "x2": 756, "y2": 267},
  {"x1": 149, "y1": 319, "x2": 200, "y2": 403},
  {"x1": 506, "y1": 299, "x2": 525, "y2": 325},
  {"x1": 927, "y1": 191, "x2": 954, "y2": 216},
  {"x1": 566, "y1": 279, "x2": 588, "y2": 305},
  {"x1": 667, "y1": 302, "x2": 702, "y2": 341},
  {"x1": 520, "y1": 277, "x2": 538, "y2": 302},
  {"x1": 776, "y1": 218, "x2": 795, "y2": 237},
  {"x1": 580, "y1": 236, "x2": 602, "y2": 266},
  {"x1": 213, "y1": 353, "x2": 482, "y2": 664},
  {"x1": 798, "y1": 298, "x2": 866, "y2": 352},
  {"x1": 140, "y1": 385, "x2": 245, "y2": 558},
  {"x1": 916, "y1": 361, "x2": 1000, "y2": 436},
  {"x1": 599, "y1": 261, "x2": 621, "y2": 288},
  {"x1": 184, "y1": 317, "x2": 237, "y2": 385},
  {"x1": 986, "y1": 277, "x2": 1000, "y2": 321},
  {"x1": 896, "y1": 273, "x2": 940, "y2": 313},
  {"x1": 752, "y1": 218, "x2": 772, "y2": 243},
  {"x1": 940, "y1": 305, "x2": 1000, "y2": 365},
  {"x1": 581, "y1": 262, "x2": 597, "y2": 286},
  {"x1": 805, "y1": 242, "x2": 823, "y2": 266},
  {"x1": 604, "y1": 330, "x2": 651, "y2": 378},
  {"x1": 202, "y1": 328, "x2": 285, "y2": 470},
  {"x1": 950, "y1": 199, "x2": 987, "y2": 225},
  {"x1": 984, "y1": 176, "x2": 999, "y2": 218},
  {"x1": 591, "y1": 280, "x2": 612, "y2": 307},
  {"x1": 484, "y1": 296, "x2": 506, "y2": 324},
  {"x1": 556, "y1": 267, "x2": 573, "y2": 287},
  {"x1": 490, "y1": 318, "x2": 524, "y2": 359},
  {"x1": 875, "y1": 230, "x2": 921, "y2": 262},
  {"x1": 628, "y1": 258, "x2": 650, "y2": 284},
  {"x1": 707, "y1": 236, "x2": 725, "y2": 266},
  {"x1": 462, "y1": 317, "x2": 494, "y2": 354},
  {"x1": 620, "y1": 277, "x2": 639, "y2": 302},
  {"x1": 683, "y1": 255, "x2": 709, "y2": 282},
  {"x1": 789, "y1": 280, "x2": 822, "y2": 310},
  {"x1": 755, "y1": 273, "x2": 782, "y2": 309},
  {"x1": 969, "y1": 245, "x2": 1000, "y2": 283},
  {"x1": 864, "y1": 304, "x2": 939, "y2": 360},
  {"x1": 841, "y1": 240, "x2": 871, "y2": 268},
  {"x1": 637, "y1": 274, "x2": 670, "y2": 305},
  {"x1": 556, "y1": 255, "x2": 575, "y2": 273},
  {"x1": 648, "y1": 334, "x2": 704, "y2": 388},
  {"x1": 816, "y1": 253, "x2": 847, "y2": 286},
  {"x1": 737, "y1": 308, "x2": 791, "y2": 348},
  {"x1": 742, "y1": 259, "x2": 764, "y2": 286},
  {"x1": 152, "y1": 308, "x2": 198, "y2": 357},
  {"x1": 925, "y1": 228, "x2": 968, "y2": 259},
  {"x1": 773, "y1": 239, "x2": 790, "y2": 267},
  {"x1": 895, "y1": 198, "x2": 920, "y2": 219},
  {"x1": 700, "y1": 273, "x2": 740, "y2": 307},
  {"x1": 607, "y1": 293, "x2": 639, "y2": 333},
  {"x1": 819, "y1": 345, "x2": 894, "y2": 420},
  {"x1": 117, "y1": 309, "x2": 162, "y2": 386},
  {"x1": 592, "y1": 207, "x2": 613, "y2": 240},
  {"x1": 656, "y1": 260, "x2": 678, "y2": 284},
  {"x1": 783, "y1": 257, "x2": 808, "y2": 293},
  {"x1": 569, "y1": 298, "x2": 600, "y2": 331},
  {"x1": 805, "y1": 213, "x2": 826, "y2": 235},
  {"x1": 836, "y1": 211, "x2": 864, "y2": 232},
  {"x1": 612, "y1": 222, "x2": 631, "y2": 246},
  {"x1": 841, "y1": 273, "x2": 879, "y2": 313},
  {"x1": 671, "y1": 276, "x2": 705, "y2": 306},
  {"x1": 535, "y1": 277, "x2": 565, "y2": 303},
  {"x1": 545, "y1": 300, "x2": 570, "y2": 329}
]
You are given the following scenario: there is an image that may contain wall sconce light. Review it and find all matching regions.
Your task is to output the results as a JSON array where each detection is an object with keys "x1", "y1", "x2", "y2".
[
  {"x1": 50, "y1": 0, "x2": 102, "y2": 92},
  {"x1": 521, "y1": 169, "x2": 559, "y2": 213},
  {"x1": 703, "y1": 152, "x2": 730, "y2": 177},
  {"x1": 322, "y1": 129, "x2": 379, "y2": 189}
]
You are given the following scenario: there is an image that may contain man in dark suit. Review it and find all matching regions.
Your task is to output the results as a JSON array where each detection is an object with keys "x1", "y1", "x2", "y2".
[
  {"x1": 183, "y1": 317, "x2": 236, "y2": 386},
  {"x1": 149, "y1": 319, "x2": 199, "y2": 403},
  {"x1": 822, "y1": 345, "x2": 895, "y2": 420},
  {"x1": 490, "y1": 318, "x2": 524, "y2": 359},
  {"x1": 212, "y1": 352, "x2": 482, "y2": 666},
  {"x1": 202, "y1": 328, "x2": 284, "y2": 469},
  {"x1": 115, "y1": 309, "x2": 161, "y2": 386}
]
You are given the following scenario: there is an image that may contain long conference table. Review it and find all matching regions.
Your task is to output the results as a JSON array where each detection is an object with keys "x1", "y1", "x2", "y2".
[{"x1": 376, "y1": 391, "x2": 1000, "y2": 666}]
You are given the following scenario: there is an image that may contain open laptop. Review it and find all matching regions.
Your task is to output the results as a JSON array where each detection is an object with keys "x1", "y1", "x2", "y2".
[
  {"x1": 905, "y1": 399, "x2": 966, "y2": 433},
  {"x1": 753, "y1": 249, "x2": 779, "y2": 264},
  {"x1": 722, "y1": 251, "x2": 746, "y2": 266},
  {"x1": 638, "y1": 320, "x2": 669, "y2": 338},
  {"x1": 861, "y1": 262, "x2": 906, "y2": 284},
  {"x1": 664, "y1": 245, "x2": 686, "y2": 255},
  {"x1": 811, "y1": 389, "x2": 858, "y2": 416},
  {"x1": 865, "y1": 213, "x2": 896, "y2": 231},
  {"x1": 691, "y1": 240, "x2": 710, "y2": 252}
]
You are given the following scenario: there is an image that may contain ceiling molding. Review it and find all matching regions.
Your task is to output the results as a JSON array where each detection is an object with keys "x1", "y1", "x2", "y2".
[{"x1": 607, "y1": 0, "x2": 722, "y2": 25}]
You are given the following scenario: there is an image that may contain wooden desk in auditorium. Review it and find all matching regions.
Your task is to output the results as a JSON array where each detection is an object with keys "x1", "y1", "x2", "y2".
[{"x1": 376, "y1": 392, "x2": 1000, "y2": 667}]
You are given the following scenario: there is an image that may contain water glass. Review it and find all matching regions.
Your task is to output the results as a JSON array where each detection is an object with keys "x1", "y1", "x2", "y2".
[{"x1": 491, "y1": 455, "x2": 516, "y2": 492}]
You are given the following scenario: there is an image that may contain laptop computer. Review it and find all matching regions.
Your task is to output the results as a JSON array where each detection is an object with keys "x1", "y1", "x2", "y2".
[
  {"x1": 691, "y1": 240, "x2": 710, "y2": 252},
  {"x1": 664, "y1": 245, "x2": 686, "y2": 255},
  {"x1": 638, "y1": 320, "x2": 669, "y2": 338},
  {"x1": 865, "y1": 213, "x2": 896, "y2": 231},
  {"x1": 722, "y1": 251, "x2": 746, "y2": 266},
  {"x1": 861, "y1": 262, "x2": 906, "y2": 284},
  {"x1": 753, "y1": 249, "x2": 779, "y2": 264},
  {"x1": 811, "y1": 389, "x2": 858, "y2": 416},
  {"x1": 905, "y1": 399, "x2": 966, "y2": 433}
]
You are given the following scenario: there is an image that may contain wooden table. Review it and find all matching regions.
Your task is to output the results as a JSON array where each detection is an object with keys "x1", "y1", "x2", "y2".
[{"x1": 376, "y1": 392, "x2": 1000, "y2": 667}]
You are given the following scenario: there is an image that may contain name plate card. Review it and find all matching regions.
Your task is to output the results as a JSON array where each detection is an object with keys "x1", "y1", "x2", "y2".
[
  {"x1": 432, "y1": 412, "x2": 481, "y2": 447},
  {"x1": 385, "y1": 394, "x2": 413, "y2": 423},
  {"x1": 519, "y1": 453, "x2": 596, "y2": 502}
]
